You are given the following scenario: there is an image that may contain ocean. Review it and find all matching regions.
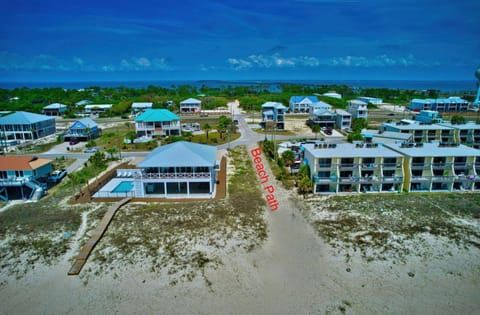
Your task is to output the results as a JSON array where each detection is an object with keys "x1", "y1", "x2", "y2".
[{"x1": 0, "y1": 79, "x2": 477, "y2": 92}]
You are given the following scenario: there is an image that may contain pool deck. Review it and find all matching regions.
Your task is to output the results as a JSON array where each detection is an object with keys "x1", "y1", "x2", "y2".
[{"x1": 93, "y1": 178, "x2": 135, "y2": 198}]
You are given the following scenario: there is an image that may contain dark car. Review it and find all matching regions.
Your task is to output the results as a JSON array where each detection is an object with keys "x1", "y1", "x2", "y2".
[{"x1": 69, "y1": 138, "x2": 79, "y2": 145}]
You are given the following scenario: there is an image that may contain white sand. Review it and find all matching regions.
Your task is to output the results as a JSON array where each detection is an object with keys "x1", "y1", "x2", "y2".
[{"x1": 1, "y1": 150, "x2": 479, "y2": 314}]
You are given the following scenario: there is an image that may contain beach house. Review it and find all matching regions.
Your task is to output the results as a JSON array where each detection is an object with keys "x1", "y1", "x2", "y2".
[
  {"x1": 180, "y1": 98, "x2": 202, "y2": 113},
  {"x1": 261, "y1": 102, "x2": 287, "y2": 130},
  {"x1": 0, "y1": 156, "x2": 52, "y2": 201},
  {"x1": 94, "y1": 141, "x2": 219, "y2": 199},
  {"x1": 63, "y1": 118, "x2": 101, "y2": 142},
  {"x1": 131, "y1": 102, "x2": 153, "y2": 113},
  {"x1": 289, "y1": 96, "x2": 318, "y2": 113},
  {"x1": 0, "y1": 111, "x2": 56, "y2": 145},
  {"x1": 347, "y1": 100, "x2": 368, "y2": 119},
  {"x1": 43, "y1": 103, "x2": 68, "y2": 116},
  {"x1": 135, "y1": 109, "x2": 181, "y2": 137}
]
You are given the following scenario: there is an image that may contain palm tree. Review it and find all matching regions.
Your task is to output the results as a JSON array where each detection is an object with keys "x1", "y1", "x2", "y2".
[{"x1": 202, "y1": 123, "x2": 212, "y2": 141}]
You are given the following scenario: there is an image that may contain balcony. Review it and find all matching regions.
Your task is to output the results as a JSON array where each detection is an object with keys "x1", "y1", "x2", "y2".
[
  {"x1": 338, "y1": 163, "x2": 357, "y2": 170},
  {"x1": 317, "y1": 164, "x2": 332, "y2": 169},
  {"x1": 314, "y1": 176, "x2": 336, "y2": 183},
  {"x1": 431, "y1": 176, "x2": 454, "y2": 183},
  {"x1": 432, "y1": 162, "x2": 451, "y2": 170},
  {"x1": 411, "y1": 163, "x2": 429, "y2": 170},
  {"x1": 411, "y1": 176, "x2": 431, "y2": 182},
  {"x1": 361, "y1": 163, "x2": 376, "y2": 169},
  {"x1": 380, "y1": 176, "x2": 403, "y2": 183}
]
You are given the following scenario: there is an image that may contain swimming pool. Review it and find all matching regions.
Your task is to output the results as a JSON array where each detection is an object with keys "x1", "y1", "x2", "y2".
[{"x1": 112, "y1": 181, "x2": 134, "y2": 193}]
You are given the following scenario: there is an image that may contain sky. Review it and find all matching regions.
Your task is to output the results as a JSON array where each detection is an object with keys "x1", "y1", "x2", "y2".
[{"x1": 0, "y1": 0, "x2": 479, "y2": 82}]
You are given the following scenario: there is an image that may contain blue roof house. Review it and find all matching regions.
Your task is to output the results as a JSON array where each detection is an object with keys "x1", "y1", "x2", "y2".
[
  {"x1": 289, "y1": 96, "x2": 318, "y2": 113},
  {"x1": 135, "y1": 109, "x2": 181, "y2": 137},
  {"x1": 133, "y1": 141, "x2": 219, "y2": 198},
  {"x1": 0, "y1": 111, "x2": 56, "y2": 145},
  {"x1": 64, "y1": 118, "x2": 101, "y2": 141},
  {"x1": 261, "y1": 102, "x2": 287, "y2": 130}
]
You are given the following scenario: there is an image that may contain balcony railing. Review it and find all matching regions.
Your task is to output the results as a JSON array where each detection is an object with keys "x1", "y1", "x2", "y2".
[
  {"x1": 361, "y1": 163, "x2": 376, "y2": 169},
  {"x1": 134, "y1": 172, "x2": 211, "y2": 179},
  {"x1": 431, "y1": 162, "x2": 451, "y2": 170},
  {"x1": 411, "y1": 163, "x2": 429, "y2": 169},
  {"x1": 382, "y1": 163, "x2": 398, "y2": 169},
  {"x1": 318, "y1": 164, "x2": 332, "y2": 169},
  {"x1": 314, "y1": 176, "x2": 335, "y2": 183}
]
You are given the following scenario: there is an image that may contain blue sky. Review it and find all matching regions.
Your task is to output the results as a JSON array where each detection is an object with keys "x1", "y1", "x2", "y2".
[{"x1": 0, "y1": 0, "x2": 479, "y2": 82}]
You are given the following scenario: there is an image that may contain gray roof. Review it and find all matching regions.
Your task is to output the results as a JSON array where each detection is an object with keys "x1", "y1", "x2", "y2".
[
  {"x1": 438, "y1": 122, "x2": 480, "y2": 130},
  {"x1": 362, "y1": 129, "x2": 412, "y2": 141},
  {"x1": 262, "y1": 101, "x2": 287, "y2": 110},
  {"x1": 384, "y1": 142, "x2": 480, "y2": 157},
  {"x1": 303, "y1": 142, "x2": 401, "y2": 158},
  {"x1": 44, "y1": 103, "x2": 67, "y2": 109},
  {"x1": 383, "y1": 121, "x2": 453, "y2": 131},
  {"x1": 0, "y1": 111, "x2": 54, "y2": 125},
  {"x1": 138, "y1": 141, "x2": 217, "y2": 167},
  {"x1": 180, "y1": 98, "x2": 201, "y2": 104},
  {"x1": 132, "y1": 102, "x2": 153, "y2": 108}
]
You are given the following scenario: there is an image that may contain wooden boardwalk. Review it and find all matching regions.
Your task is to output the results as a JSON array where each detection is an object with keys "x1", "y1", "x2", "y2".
[{"x1": 68, "y1": 198, "x2": 131, "y2": 275}]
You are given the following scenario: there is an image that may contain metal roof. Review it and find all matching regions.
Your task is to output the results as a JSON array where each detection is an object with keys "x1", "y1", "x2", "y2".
[
  {"x1": 180, "y1": 98, "x2": 201, "y2": 104},
  {"x1": 438, "y1": 122, "x2": 480, "y2": 130},
  {"x1": 70, "y1": 118, "x2": 98, "y2": 129},
  {"x1": 262, "y1": 102, "x2": 287, "y2": 110},
  {"x1": 290, "y1": 96, "x2": 318, "y2": 103},
  {"x1": 0, "y1": 111, "x2": 54, "y2": 125},
  {"x1": 44, "y1": 103, "x2": 67, "y2": 109},
  {"x1": 135, "y1": 109, "x2": 179, "y2": 122},
  {"x1": 138, "y1": 141, "x2": 216, "y2": 167},
  {"x1": 132, "y1": 102, "x2": 153, "y2": 108},
  {"x1": 303, "y1": 142, "x2": 401, "y2": 158},
  {"x1": 382, "y1": 121, "x2": 453, "y2": 131},
  {"x1": 361, "y1": 129, "x2": 412, "y2": 141},
  {"x1": 384, "y1": 142, "x2": 480, "y2": 157}
]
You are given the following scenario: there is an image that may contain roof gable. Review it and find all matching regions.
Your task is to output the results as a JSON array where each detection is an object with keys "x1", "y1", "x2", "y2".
[
  {"x1": 180, "y1": 98, "x2": 201, "y2": 104},
  {"x1": 290, "y1": 96, "x2": 318, "y2": 103},
  {"x1": 70, "y1": 118, "x2": 97, "y2": 129},
  {"x1": 138, "y1": 141, "x2": 216, "y2": 167}
]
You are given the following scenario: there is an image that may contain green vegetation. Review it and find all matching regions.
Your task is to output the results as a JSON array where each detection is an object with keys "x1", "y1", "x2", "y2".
[
  {"x1": 2, "y1": 83, "x2": 473, "y2": 118},
  {"x1": 84, "y1": 146, "x2": 267, "y2": 284},
  {"x1": 450, "y1": 115, "x2": 467, "y2": 124},
  {"x1": 304, "y1": 193, "x2": 480, "y2": 262}
]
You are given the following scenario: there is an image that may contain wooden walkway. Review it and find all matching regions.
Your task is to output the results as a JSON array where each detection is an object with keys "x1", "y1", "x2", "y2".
[{"x1": 68, "y1": 197, "x2": 131, "y2": 275}]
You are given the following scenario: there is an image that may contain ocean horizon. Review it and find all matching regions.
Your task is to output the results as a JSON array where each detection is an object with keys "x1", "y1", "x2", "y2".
[{"x1": 0, "y1": 79, "x2": 477, "y2": 92}]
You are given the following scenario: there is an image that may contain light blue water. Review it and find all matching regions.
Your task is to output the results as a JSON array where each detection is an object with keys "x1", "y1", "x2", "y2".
[{"x1": 112, "y1": 181, "x2": 134, "y2": 193}]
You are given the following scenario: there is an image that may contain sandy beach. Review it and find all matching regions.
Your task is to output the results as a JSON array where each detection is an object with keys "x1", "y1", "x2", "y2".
[{"x1": 1, "y1": 149, "x2": 479, "y2": 314}]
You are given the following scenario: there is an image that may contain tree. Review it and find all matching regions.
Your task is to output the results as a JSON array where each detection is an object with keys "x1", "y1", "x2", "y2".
[
  {"x1": 347, "y1": 132, "x2": 364, "y2": 143},
  {"x1": 311, "y1": 124, "x2": 321, "y2": 139},
  {"x1": 451, "y1": 115, "x2": 466, "y2": 125},
  {"x1": 202, "y1": 123, "x2": 212, "y2": 140},
  {"x1": 298, "y1": 176, "x2": 313, "y2": 198},
  {"x1": 352, "y1": 118, "x2": 368, "y2": 132},
  {"x1": 125, "y1": 131, "x2": 137, "y2": 144},
  {"x1": 217, "y1": 116, "x2": 233, "y2": 139},
  {"x1": 281, "y1": 150, "x2": 296, "y2": 167},
  {"x1": 105, "y1": 147, "x2": 118, "y2": 160}
]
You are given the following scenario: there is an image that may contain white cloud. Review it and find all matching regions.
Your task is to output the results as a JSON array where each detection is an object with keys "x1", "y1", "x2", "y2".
[
  {"x1": 329, "y1": 54, "x2": 417, "y2": 67},
  {"x1": 227, "y1": 53, "x2": 320, "y2": 70}
]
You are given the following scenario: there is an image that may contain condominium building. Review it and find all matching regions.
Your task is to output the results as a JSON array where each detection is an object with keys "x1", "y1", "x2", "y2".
[
  {"x1": 261, "y1": 102, "x2": 286, "y2": 130},
  {"x1": 303, "y1": 142, "x2": 404, "y2": 193},
  {"x1": 384, "y1": 142, "x2": 480, "y2": 192},
  {"x1": 409, "y1": 97, "x2": 469, "y2": 112},
  {"x1": 438, "y1": 122, "x2": 480, "y2": 148},
  {"x1": 382, "y1": 120, "x2": 455, "y2": 143}
]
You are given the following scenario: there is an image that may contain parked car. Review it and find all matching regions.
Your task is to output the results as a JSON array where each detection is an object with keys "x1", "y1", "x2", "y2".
[
  {"x1": 48, "y1": 169, "x2": 67, "y2": 183},
  {"x1": 84, "y1": 147, "x2": 99, "y2": 153},
  {"x1": 69, "y1": 138, "x2": 79, "y2": 145}
]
